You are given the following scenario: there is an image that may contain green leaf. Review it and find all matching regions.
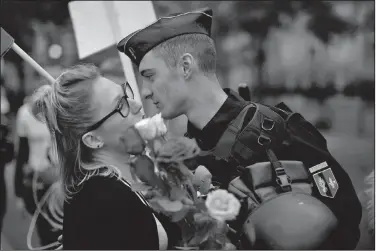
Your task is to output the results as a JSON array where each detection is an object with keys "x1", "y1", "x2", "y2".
[
  {"x1": 187, "y1": 233, "x2": 210, "y2": 247},
  {"x1": 179, "y1": 220, "x2": 197, "y2": 244},
  {"x1": 170, "y1": 206, "x2": 191, "y2": 222},
  {"x1": 148, "y1": 197, "x2": 165, "y2": 213},
  {"x1": 214, "y1": 221, "x2": 229, "y2": 235},
  {"x1": 202, "y1": 238, "x2": 223, "y2": 250},
  {"x1": 193, "y1": 212, "x2": 212, "y2": 224},
  {"x1": 184, "y1": 181, "x2": 197, "y2": 202},
  {"x1": 188, "y1": 221, "x2": 216, "y2": 246},
  {"x1": 194, "y1": 200, "x2": 207, "y2": 211},
  {"x1": 181, "y1": 196, "x2": 194, "y2": 206},
  {"x1": 131, "y1": 182, "x2": 152, "y2": 192},
  {"x1": 214, "y1": 232, "x2": 228, "y2": 245},
  {"x1": 157, "y1": 198, "x2": 183, "y2": 212},
  {"x1": 169, "y1": 186, "x2": 186, "y2": 201}
]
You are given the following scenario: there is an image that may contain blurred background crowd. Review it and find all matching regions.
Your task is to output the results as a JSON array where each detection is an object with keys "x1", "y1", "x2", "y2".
[{"x1": 0, "y1": 1, "x2": 374, "y2": 249}]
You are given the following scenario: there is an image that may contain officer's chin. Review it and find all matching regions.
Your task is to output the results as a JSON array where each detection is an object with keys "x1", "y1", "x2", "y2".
[{"x1": 160, "y1": 107, "x2": 179, "y2": 120}]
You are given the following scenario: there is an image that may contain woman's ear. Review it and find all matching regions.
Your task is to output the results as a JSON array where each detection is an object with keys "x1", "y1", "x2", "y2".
[{"x1": 81, "y1": 132, "x2": 104, "y2": 149}]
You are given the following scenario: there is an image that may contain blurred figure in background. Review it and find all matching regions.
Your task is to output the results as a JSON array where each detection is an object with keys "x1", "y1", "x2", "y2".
[
  {"x1": 14, "y1": 87, "x2": 61, "y2": 247},
  {"x1": 0, "y1": 58, "x2": 15, "y2": 235},
  {"x1": 356, "y1": 80, "x2": 375, "y2": 136}
]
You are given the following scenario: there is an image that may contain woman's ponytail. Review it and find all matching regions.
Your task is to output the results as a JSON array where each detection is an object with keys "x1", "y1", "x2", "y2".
[{"x1": 30, "y1": 84, "x2": 60, "y2": 135}]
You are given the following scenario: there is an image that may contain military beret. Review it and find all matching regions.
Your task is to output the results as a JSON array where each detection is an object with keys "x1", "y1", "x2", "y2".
[{"x1": 117, "y1": 7, "x2": 213, "y2": 67}]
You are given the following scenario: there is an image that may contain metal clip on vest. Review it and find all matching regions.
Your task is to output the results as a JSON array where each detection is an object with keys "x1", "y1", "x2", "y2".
[{"x1": 258, "y1": 117, "x2": 292, "y2": 193}]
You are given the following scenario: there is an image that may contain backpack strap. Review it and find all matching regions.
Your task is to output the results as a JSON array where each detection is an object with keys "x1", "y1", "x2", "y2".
[
  {"x1": 253, "y1": 104, "x2": 292, "y2": 193},
  {"x1": 211, "y1": 101, "x2": 292, "y2": 193},
  {"x1": 213, "y1": 103, "x2": 255, "y2": 161}
]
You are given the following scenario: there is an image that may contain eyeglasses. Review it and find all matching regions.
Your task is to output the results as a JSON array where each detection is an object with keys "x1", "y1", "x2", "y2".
[{"x1": 85, "y1": 82, "x2": 134, "y2": 133}]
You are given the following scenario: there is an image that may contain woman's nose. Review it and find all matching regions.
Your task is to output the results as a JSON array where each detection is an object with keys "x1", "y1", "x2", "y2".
[{"x1": 128, "y1": 98, "x2": 143, "y2": 114}]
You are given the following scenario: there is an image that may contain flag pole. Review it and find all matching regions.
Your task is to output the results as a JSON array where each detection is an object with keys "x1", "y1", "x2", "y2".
[
  {"x1": 1, "y1": 27, "x2": 55, "y2": 84},
  {"x1": 11, "y1": 43, "x2": 56, "y2": 84}
]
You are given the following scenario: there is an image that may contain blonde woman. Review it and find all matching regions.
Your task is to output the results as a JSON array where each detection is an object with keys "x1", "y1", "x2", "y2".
[{"x1": 31, "y1": 64, "x2": 180, "y2": 249}]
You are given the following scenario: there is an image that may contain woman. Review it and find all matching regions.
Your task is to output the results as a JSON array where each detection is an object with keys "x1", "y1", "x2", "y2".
[{"x1": 31, "y1": 64, "x2": 180, "y2": 250}]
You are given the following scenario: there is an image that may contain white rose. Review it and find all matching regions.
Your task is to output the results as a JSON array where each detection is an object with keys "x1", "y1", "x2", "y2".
[
  {"x1": 134, "y1": 113, "x2": 167, "y2": 141},
  {"x1": 134, "y1": 117, "x2": 157, "y2": 141},
  {"x1": 150, "y1": 113, "x2": 167, "y2": 137},
  {"x1": 205, "y1": 189, "x2": 241, "y2": 222}
]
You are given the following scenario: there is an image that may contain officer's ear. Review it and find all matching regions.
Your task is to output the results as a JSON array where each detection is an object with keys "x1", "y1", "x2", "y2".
[{"x1": 178, "y1": 53, "x2": 195, "y2": 80}]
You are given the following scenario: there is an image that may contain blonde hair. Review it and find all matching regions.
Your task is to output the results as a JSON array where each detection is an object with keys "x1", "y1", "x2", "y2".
[{"x1": 31, "y1": 64, "x2": 120, "y2": 199}]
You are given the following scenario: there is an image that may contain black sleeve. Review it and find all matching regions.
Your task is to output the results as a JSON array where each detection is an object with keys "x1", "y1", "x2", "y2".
[
  {"x1": 316, "y1": 158, "x2": 362, "y2": 250},
  {"x1": 14, "y1": 137, "x2": 29, "y2": 198},
  {"x1": 66, "y1": 179, "x2": 159, "y2": 250},
  {"x1": 279, "y1": 111, "x2": 362, "y2": 249}
]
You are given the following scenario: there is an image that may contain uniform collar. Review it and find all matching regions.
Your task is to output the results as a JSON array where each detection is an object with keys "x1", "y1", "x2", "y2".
[{"x1": 186, "y1": 88, "x2": 246, "y2": 150}]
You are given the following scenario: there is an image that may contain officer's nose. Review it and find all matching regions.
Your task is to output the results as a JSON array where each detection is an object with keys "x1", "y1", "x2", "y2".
[
  {"x1": 141, "y1": 85, "x2": 153, "y2": 100},
  {"x1": 128, "y1": 98, "x2": 143, "y2": 115}
]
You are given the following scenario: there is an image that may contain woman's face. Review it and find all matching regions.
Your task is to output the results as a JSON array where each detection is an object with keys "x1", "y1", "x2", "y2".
[{"x1": 86, "y1": 77, "x2": 145, "y2": 155}]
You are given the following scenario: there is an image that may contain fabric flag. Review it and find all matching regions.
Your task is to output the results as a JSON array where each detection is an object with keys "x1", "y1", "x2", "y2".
[
  {"x1": 68, "y1": 1, "x2": 115, "y2": 60},
  {"x1": 68, "y1": 1, "x2": 157, "y2": 108},
  {"x1": 1, "y1": 27, "x2": 14, "y2": 57}
]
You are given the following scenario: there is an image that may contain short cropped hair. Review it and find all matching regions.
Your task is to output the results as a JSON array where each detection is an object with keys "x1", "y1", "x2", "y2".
[{"x1": 152, "y1": 34, "x2": 217, "y2": 75}]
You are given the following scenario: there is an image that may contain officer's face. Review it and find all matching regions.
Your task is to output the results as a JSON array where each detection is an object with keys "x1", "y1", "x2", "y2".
[{"x1": 139, "y1": 50, "x2": 189, "y2": 120}]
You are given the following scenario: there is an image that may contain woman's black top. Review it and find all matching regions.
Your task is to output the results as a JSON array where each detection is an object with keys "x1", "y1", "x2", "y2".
[{"x1": 63, "y1": 175, "x2": 181, "y2": 250}]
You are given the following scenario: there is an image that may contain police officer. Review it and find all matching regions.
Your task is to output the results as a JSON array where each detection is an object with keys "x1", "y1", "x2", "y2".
[{"x1": 117, "y1": 8, "x2": 362, "y2": 249}]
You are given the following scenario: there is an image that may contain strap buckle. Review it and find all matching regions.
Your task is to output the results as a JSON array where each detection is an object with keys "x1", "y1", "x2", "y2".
[
  {"x1": 257, "y1": 135, "x2": 271, "y2": 146},
  {"x1": 275, "y1": 167, "x2": 286, "y2": 176},
  {"x1": 262, "y1": 117, "x2": 275, "y2": 131},
  {"x1": 276, "y1": 173, "x2": 292, "y2": 193}
]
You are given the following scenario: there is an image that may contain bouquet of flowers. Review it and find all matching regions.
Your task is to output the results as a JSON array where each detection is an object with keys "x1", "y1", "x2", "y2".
[{"x1": 130, "y1": 113, "x2": 241, "y2": 250}]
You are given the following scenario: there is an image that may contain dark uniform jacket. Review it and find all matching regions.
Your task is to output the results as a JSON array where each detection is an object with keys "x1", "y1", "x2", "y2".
[{"x1": 185, "y1": 88, "x2": 362, "y2": 250}]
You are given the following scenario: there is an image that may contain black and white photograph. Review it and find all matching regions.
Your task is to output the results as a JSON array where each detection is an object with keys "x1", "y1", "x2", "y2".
[{"x1": 0, "y1": 1, "x2": 374, "y2": 250}]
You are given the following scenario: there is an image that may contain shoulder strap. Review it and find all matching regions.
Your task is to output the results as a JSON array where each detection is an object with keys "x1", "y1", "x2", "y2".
[{"x1": 213, "y1": 103, "x2": 255, "y2": 161}]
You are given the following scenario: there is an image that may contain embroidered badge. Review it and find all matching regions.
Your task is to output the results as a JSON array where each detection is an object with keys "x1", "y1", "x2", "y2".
[{"x1": 313, "y1": 168, "x2": 339, "y2": 198}]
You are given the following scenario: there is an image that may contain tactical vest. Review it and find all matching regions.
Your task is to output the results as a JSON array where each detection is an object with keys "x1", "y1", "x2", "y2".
[{"x1": 200, "y1": 102, "x2": 341, "y2": 249}]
